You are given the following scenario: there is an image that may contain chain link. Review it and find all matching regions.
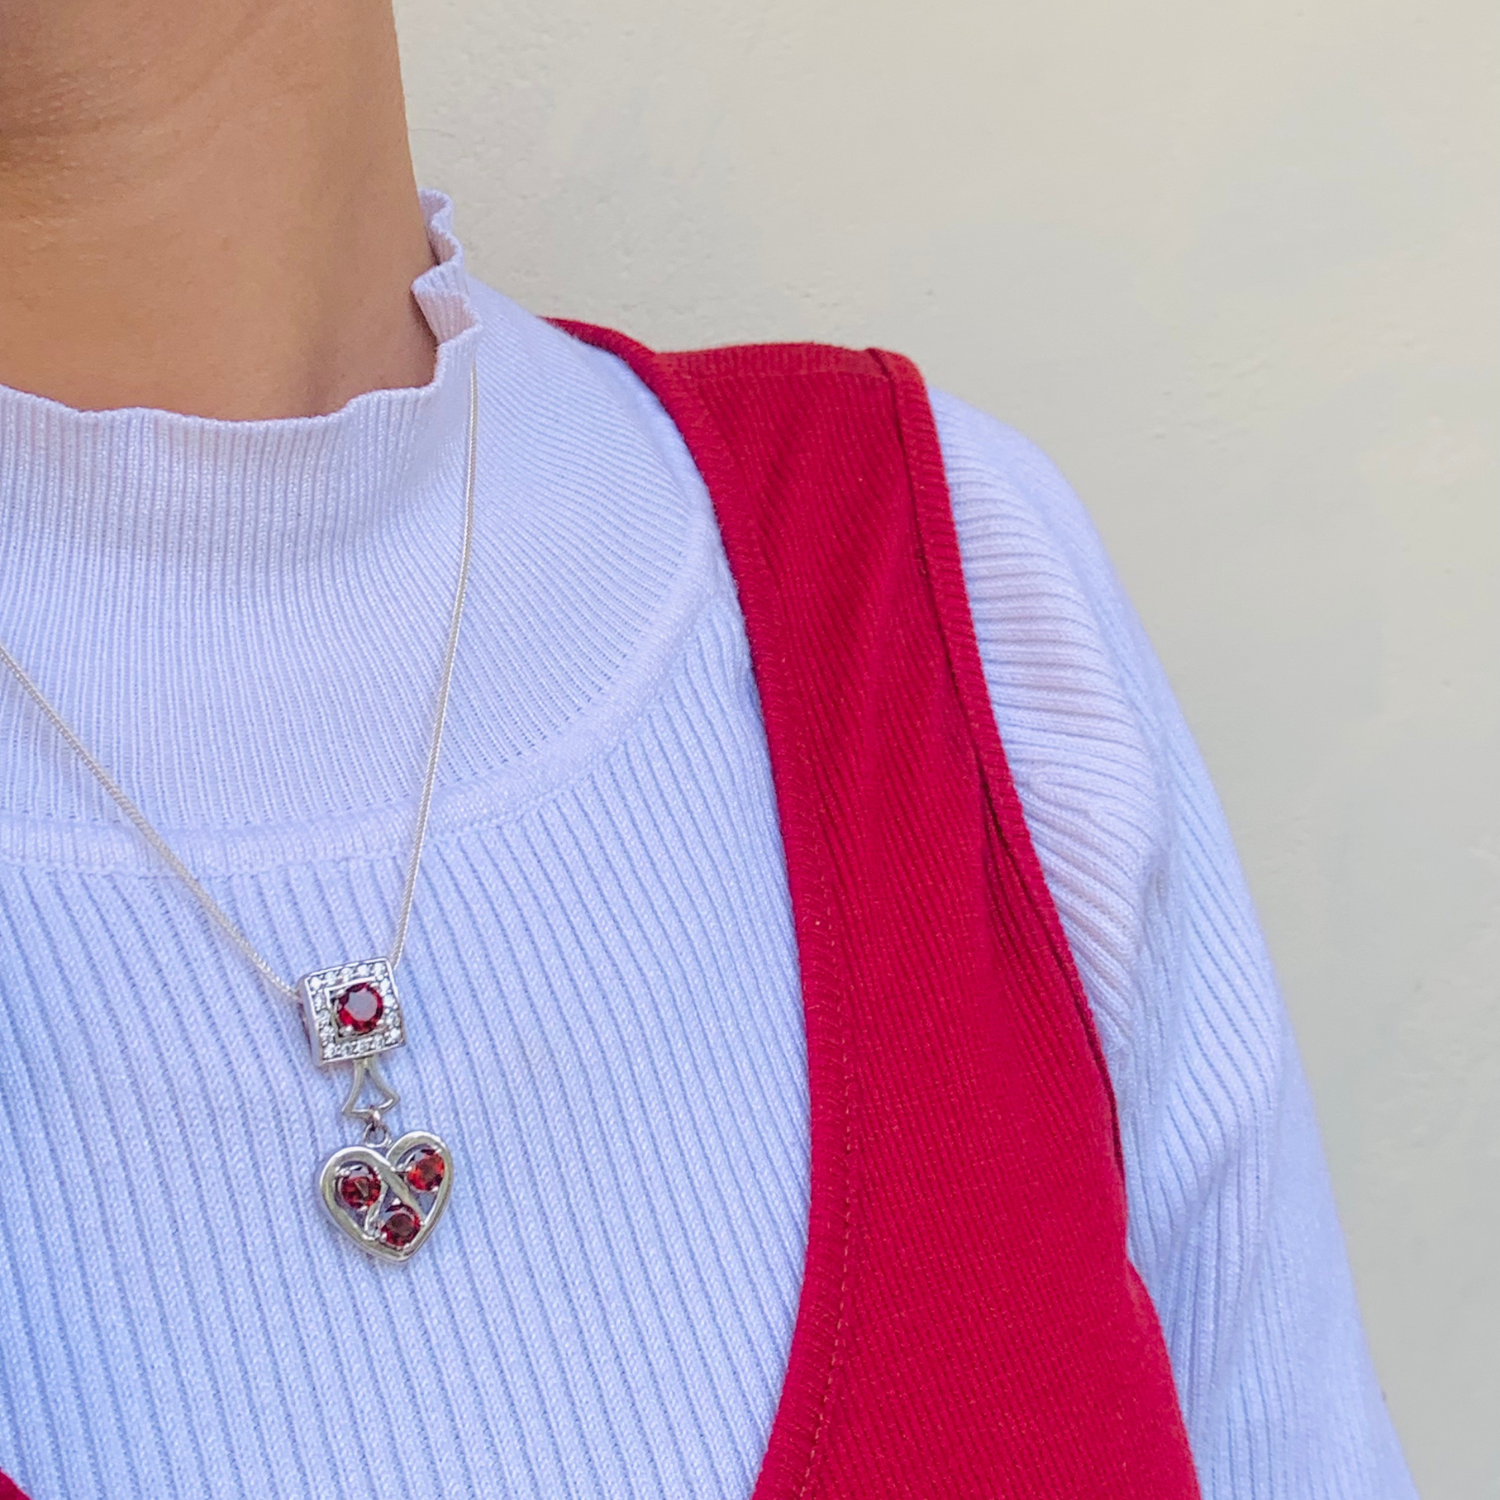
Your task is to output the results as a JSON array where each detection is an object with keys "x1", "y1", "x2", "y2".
[{"x1": 0, "y1": 363, "x2": 479, "y2": 1004}]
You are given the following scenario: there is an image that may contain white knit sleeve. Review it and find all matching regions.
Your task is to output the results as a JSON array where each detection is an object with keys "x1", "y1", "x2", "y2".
[{"x1": 930, "y1": 389, "x2": 1416, "y2": 1499}]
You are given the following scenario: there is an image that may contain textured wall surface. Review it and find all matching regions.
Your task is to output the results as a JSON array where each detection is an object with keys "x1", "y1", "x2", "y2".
[{"x1": 392, "y1": 3, "x2": 1498, "y2": 1493}]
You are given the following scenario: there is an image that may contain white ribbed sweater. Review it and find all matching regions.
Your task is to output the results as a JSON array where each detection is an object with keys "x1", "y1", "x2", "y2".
[{"x1": 0, "y1": 193, "x2": 1413, "y2": 1499}]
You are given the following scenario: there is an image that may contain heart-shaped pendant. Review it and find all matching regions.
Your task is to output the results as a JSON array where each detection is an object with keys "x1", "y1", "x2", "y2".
[{"x1": 318, "y1": 1130, "x2": 453, "y2": 1263}]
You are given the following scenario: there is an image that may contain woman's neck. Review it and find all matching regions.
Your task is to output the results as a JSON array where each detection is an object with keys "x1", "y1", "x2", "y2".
[{"x1": 0, "y1": 0, "x2": 436, "y2": 419}]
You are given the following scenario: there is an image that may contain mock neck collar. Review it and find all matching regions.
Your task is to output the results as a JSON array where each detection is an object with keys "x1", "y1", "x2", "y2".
[
  {"x1": 0, "y1": 191, "x2": 479, "y2": 578},
  {"x1": 0, "y1": 194, "x2": 722, "y2": 868}
]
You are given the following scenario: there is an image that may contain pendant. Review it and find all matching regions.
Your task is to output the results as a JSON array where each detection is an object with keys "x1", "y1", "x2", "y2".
[
  {"x1": 318, "y1": 1108, "x2": 454, "y2": 1263},
  {"x1": 298, "y1": 959, "x2": 454, "y2": 1263}
]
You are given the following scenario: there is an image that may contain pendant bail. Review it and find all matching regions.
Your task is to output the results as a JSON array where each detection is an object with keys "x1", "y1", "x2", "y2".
[{"x1": 342, "y1": 1055, "x2": 401, "y2": 1143}]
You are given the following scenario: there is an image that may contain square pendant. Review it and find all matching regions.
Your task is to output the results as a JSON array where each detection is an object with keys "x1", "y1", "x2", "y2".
[{"x1": 299, "y1": 958, "x2": 406, "y2": 1067}]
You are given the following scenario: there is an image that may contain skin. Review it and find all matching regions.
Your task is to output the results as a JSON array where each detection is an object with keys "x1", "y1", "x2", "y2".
[{"x1": 0, "y1": 0, "x2": 435, "y2": 419}]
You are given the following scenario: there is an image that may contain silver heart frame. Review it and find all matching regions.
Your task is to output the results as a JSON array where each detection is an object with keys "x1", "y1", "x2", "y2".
[{"x1": 318, "y1": 1130, "x2": 454, "y2": 1263}]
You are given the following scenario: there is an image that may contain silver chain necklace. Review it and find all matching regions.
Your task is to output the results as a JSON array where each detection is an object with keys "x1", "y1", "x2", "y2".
[{"x1": 0, "y1": 362, "x2": 480, "y2": 1264}]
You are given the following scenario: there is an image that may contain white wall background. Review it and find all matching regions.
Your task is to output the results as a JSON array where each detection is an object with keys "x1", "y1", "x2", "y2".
[{"x1": 392, "y1": 3, "x2": 1499, "y2": 1493}]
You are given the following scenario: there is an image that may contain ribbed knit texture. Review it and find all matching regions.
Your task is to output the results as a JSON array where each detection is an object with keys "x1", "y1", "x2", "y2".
[
  {"x1": 575, "y1": 332, "x2": 1201, "y2": 1498},
  {"x1": 0, "y1": 193, "x2": 1413, "y2": 1498}
]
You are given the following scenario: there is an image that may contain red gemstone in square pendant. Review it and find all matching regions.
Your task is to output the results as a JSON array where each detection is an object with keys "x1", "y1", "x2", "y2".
[
  {"x1": 299, "y1": 958, "x2": 405, "y2": 1066},
  {"x1": 335, "y1": 982, "x2": 384, "y2": 1035}
]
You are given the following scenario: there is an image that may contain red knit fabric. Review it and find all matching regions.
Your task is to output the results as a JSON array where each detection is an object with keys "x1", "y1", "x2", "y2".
[{"x1": 554, "y1": 324, "x2": 1202, "y2": 1499}]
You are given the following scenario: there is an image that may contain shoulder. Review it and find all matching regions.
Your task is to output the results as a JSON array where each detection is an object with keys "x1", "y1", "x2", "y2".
[{"x1": 929, "y1": 389, "x2": 1180, "y2": 1076}]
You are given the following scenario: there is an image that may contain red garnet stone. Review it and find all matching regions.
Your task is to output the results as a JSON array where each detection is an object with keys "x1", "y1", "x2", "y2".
[
  {"x1": 380, "y1": 1203, "x2": 421, "y2": 1248},
  {"x1": 336, "y1": 1163, "x2": 382, "y2": 1212},
  {"x1": 403, "y1": 1147, "x2": 445, "y2": 1195},
  {"x1": 335, "y1": 982, "x2": 384, "y2": 1035}
]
